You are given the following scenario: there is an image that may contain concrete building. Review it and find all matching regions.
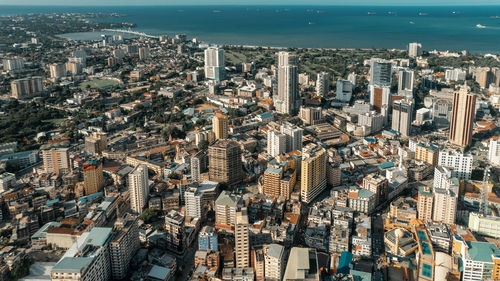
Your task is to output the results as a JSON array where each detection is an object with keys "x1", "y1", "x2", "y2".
[
  {"x1": 50, "y1": 63, "x2": 66, "y2": 79},
  {"x1": 392, "y1": 99, "x2": 413, "y2": 137},
  {"x1": 0, "y1": 172, "x2": 15, "y2": 192},
  {"x1": 262, "y1": 166, "x2": 296, "y2": 200},
  {"x1": 198, "y1": 226, "x2": 218, "y2": 251},
  {"x1": 235, "y1": 208, "x2": 250, "y2": 268},
  {"x1": 316, "y1": 72, "x2": 329, "y2": 97},
  {"x1": 165, "y1": 210, "x2": 185, "y2": 253},
  {"x1": 215, "y1": 190, "x2": 241, "y2": 232},
  {"x1": 369, "y1": 59, "x2": 392, "y2": 86},
  {"x1": 280, "y1": 121, "x2": 303, "y2": 153},
  {"x1": 398, "y1": 69, "x2": 414, "y2": 98},
  {"x1": 204, "y1": 47, "x2": 224, "y2": 81},
  {"x1": 336, "y1": 79, "x2": 353, "y2": 102},
  {"x1": 449, "y1": 86, "x2": 476, "y2": 147},
  {"x1": 348, "y1": 189, "x2": 376, "y2": 213},
  {"x1": 283, "y1": 247, "x2": 319, "y2": 281},
  {"x1": 415, "y1": 142, "x2": 439, "y2": 166},
  {"x1": 110, "y1": 214, "x2": 140, "y2": 280},
  {"x1": 84, "y1": 132, "x2": 107, "y2": 155},
  {"x1": 468, "y1": 213, "x2": 500, "y2": 239},
  {"x1": 208, "y1": 139, "x2": 244, "y2": 186},
  {"x1": 42, "y1": 147, "x2": 70, "y2": 175},
  {"x1": 488, "y1": 137, "x2": 500, "y2": 166},
  {"x1": 3, "y1": 58, "x2": 23, "y2": 71},
  {"x1": 408, "y1": 42, "x2": 422, "y2": 58},
  {"x1": 276, "y1": 52, "x2": 299, "y2": 115},
  {"x1": 299, "y1": 107, "x2": 323, "y2": 125},
  {"x1": 369, "y1": 85, "x2": 391, "y2": 113},
  {"x1": 418, "y1": 185, "x2": 433, "y2": 222},
  {"x1": 432, "y1": 99, "x2": 453, "y2": 128},
  {"x1": 438, "y1": 149, "x2": 473, "y2": 180},
  {"x1": 264, "y1": 244, "x2": 286, "y2": 281},
  {"x1": 11, "y1": 76, "x2": 43, "y2": 99},
  {"x1": 433, "y1": 187, "x2": 458, "y2": 225},
  {"x1": 82, "y1": 160, "x2": 103, "y2": 195},
  {"x1": 138, "y1": 46, "x2": 150, "y2": 60},
  {"x1": 191, "y1": 150, "x2": 208, "y2": 183},
  {"x1": 185, "y1": 187, "x2": 203, "y2": 218},
  {"x1": 363, "y1": 174, "x2": 388, "y2": 205},
  {"x1": 267, "y1": 129, "x2": 287, "y2": 157},
  {"x1": 300, "y1": 143, "x2": 327, "y2": 203},
  {"x1": 128, "y1": 164, "x2": 149, "y2": 214},
  {"x1": 212, "y1": 113, "x2": 229, "y2": 140},
  {"x1": 458, "y1": 240, "x2": 500, "y2": 281},
  {"x1": 445, "y1": 68, "x2": 467, "y2": 82}
]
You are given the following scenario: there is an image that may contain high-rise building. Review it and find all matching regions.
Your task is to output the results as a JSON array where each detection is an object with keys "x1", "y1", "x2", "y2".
[
  {"x1": 280, "y1": 121, "x2": 303, "y2": 152},
  {"x1": 2, "y1": 58, "x2": 23, "y2": 72},
  {"x1": 212, "y1": 113, "x2": 229, "y2": 140},
  {"x1": 198, "y1": 226, "x2": 218, "y2": 251},
  {"x1": 191, "y1": 150, "x2": 208, "y2": 183},
  {"x1": 445, "y1": 68, "x2": 467, "y2": 82},
  {"x1": 316, "y1": 72, "x2": 329, "y2": 96},
  {"x1": 138, "y1": 46, "x2": 150, "y2": 60},
  {"x1": 267, "y1": 129, "x2": 287, "y2": 157},
  {"x1": 276, "y1": 52, "x2": 299, "y2": 115},
  {"x1": 363, "y1": 174, "x2": 388, "y2": 205},
  {"x1": 253, "y1": 247, "x2": 266, "y2": 281},
  {"x1": 369, "y1": 59, "x2": 392, "y2": 86},
  {"x1": 415, "y1": 142, "x2": 439, "y2": 166},
  {"x1": 301, "y1": 143, "x2": 327, "y2": 203},
  {"x1": 235, "y1": 208, "x2": 250, "y2": 268},
  {"x1": 299, "y1": 107, "x2": 323, "y2": 125},
  {"x1": 264, "y1": 244, "x2": 286, "y2": 281},
  {"x1": 438, "y1": 148, "x2": 473, "y2": 180},
  {"x1": 110, "y1": 213, "x2": 140, "y2": 280},
  {"x1": 49, "y1": 63, "x2": 66, "y2": 79},
  {"x1": 417, "y1": 185, "x2": 434, "y2": 222},
  {"x1": 433, "y1": 185, "x2": 458, "y2": 225},
  {"x1": 262, "y1": 166, "x2": 296, "y2": 200},
  {"x1": 208, "y1": 139, "x2": 244, "y2": 186},
  {"x1": 51, "y1": 227, "x2": 113, "y2": 281},
  {"x1": 84, "y1": 132, "x2": 108, "y2": 155},
  {"x1": 128, "y1": 164, "x2": 149, "y2": 214},
  {"x1": 10, "y1": 77, "x2": 43, "y2": 99},
  {"x1": 369, "y1": 85, "x2": 391, "y2": 113},
  {"x1": 449, "y1": 86, "x2": 476, "y2": 147},
  {"x1": 185, "y1": 187, "x2": 203, "y2": 218},
  {"x1": 42, "y1": 147, "x2": 70, "y2": 175},
  {"x1": 488, "y1": 137, "x2": 500, "y2": 166},
  {"x1": 432, "y1": 99, "x2": 453, "y2": 128},
  {"x1": 283, "y1": 247, "x2": 319, "y2": 281},
  {"x1": 408, "y1": 42, "x2": 423, "y2": 58},
  {"x1": 392, "y1": 99, "x2": 414, "y2": 137},
  {"x1": 398, "y1": 69, "x2": 414, "y2": 98},
  {"x1": 165, "y1": 210, "x2": 185, "y2": 253},
  {"x1": 204, "y1": 47, "x2": 224, "y2": 81},
  {"x1": 458, "y1": 241, "x2": 500, "y2": 281},
  {"x1": 82, "y1": 160, "x2": 104, "y2": 195},
  {"x1": 336, "y1": 79, "x2": 353, "y2": 102},
  {"x1": 215, "y1": 190, "x2": 241, "y2": 232}
]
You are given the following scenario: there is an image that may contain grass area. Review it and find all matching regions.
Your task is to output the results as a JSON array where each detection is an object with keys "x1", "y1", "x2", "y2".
[
  {"x1": 42, "y1": 118, "x2": 66, "y2": 125},
  {"x1": 79, "y1": 79, "x2": 120, "y2": 90}
]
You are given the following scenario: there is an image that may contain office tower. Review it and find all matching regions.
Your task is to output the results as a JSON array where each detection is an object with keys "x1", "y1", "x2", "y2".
[
  {"x1": 369, "y1": 85, "x2": 391, "y2": 113},
  {"x1": 208, "y1": 139, "x2": 244, "y2": 186},
  {"x1": 84, "y1": 132, "x2": 108, "y2": 155},
  {"x1": 449, "y1": 86, "x2": 476, "y2": 147},
  {"x1": 42, "y1": 147, "x2": 70, "y2": 175},
  {"x1": 408, "y1": 42, "x2": 422, "y2": 58},
  {"x1": 212, "y1": 113, "x2": 229, "y2": 140},
  {"x1": 316, "y1": 72, "x2": 329, "y2": 96},
  {"x1": 392, "y1": 99, "x2": 414, "y2": 137},
  {"x1": 235, "y1": 208, "x2": 250, "y2": 268},
  {"x1": 264, "y1": 244, "x2": 285, "y2": 281},
  {"x1": 204, "y1": 47, "x2": 225, "y2": 81},
  {"x1": 432, "y1": 99, "x2": 453, "y2": 128},
  {"x1": 363, "y1": 174, "x2": 388, "y2": 205},
  {"x1": 299, "y1": 106, "x2": 323, "y2": 125},
  {"x1": 110, "y1": 213, "x2": 140, "y2": 280},
  {"x1": 276, "y1": 51, "x2": 299, "y2": 115},
  {"x1": 198, "y1": 226, "x2": 218, "y2": 251},
  {"x1": 185, "y1": 187, "x2": 203, "y2": 218},
  {"x1": 138, "y1": 46, "x2": 150, "y2": 60},
  {"x1": 433, "y1": 188, "x2": 458, "y2": 225},
  {"x1": 417, "y1": 186, "x2": 434, "y2": 222},
  {"x1": 336, "y1": 79, "x2": 353, "y2": 102},
  {"x1": 49, "y1": 63, "x2": 66, "y2": 79},
  {"x1": 488, "y1": 137, "x2": 500, "y2": 166},
  {"x1": 128, "y1": 164, "x2": 149, "y2": 214},
  {"x1": 65, "y1": 61, "x2": 83, "y2": 76},
  {"x1": 398, "y1": 69, "x2": 414, "y2": 98},
  {"x1": 281, "y1": 121, "x2": 303, "y2": 152},
  {"x1": 215, "y1": 190, "x2": 241, "y2": 232},
  {"x1": 445, "y1": 68, "x2": 467, "y2": 82},
  {"x1": 301, "y1": 143, "x2": 327, "y2": 203},
  {"x1": 283, "y1": 247, "x2": 319, "y2": 281},
  {"x1": 82, "y1": 160, "x2": 104, "y2": 195},
  {"x1": 348, "y1": 72, "x2": 357, "y2": 86},
  {"x1": 72, "y1": 49, "x2": 87, "y2": 66},
  {"x1": 191, "y1": 150, "x2": 208, "y2": 183},
  {"x1": 51, "y1": 227, "x2": 113, "y2": 281},
  {"x1": 165, "y1": 210, "x2": 185, "y2": 253},
  {"x1": 262, "y1": 166, "x2": 296, "y2": 200},
  {"x1": 358, "y1": 111, "x2": 385, "y2": 134},
  {"x1": 10, "y1": 77, "x2": 43, "y2": 99},
  {"x1": 438, "y1": 149, "x2": 473, "y2": 180},
  {"x1": 267, "y1": 129, "x2": 287, "y2": 157},
  {"x1": 2, "y1": 58, "x2": 23, "y2": 71},
  {"x1": 369, "y1": 59, "x2": 392, "y2": 86}
]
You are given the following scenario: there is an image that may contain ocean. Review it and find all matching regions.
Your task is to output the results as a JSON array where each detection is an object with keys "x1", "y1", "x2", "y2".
[{"x1": 2, "y1": 5, "x2": 500, "y2": 53}]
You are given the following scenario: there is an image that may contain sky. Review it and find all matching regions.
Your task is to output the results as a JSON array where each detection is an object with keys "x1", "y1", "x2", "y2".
[{"x1": 0, "y1": 0, "x2": 498, "y2": 5}]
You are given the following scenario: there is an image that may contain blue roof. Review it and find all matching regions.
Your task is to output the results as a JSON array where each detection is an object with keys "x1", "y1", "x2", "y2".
[
  {"x1": 78, "y1": 192, "x2": 103, "y2": 205},
  {"x1": 379, "y1": 162, "x2": 395, "y2": 169},
  {"x1": 46, "y1": 198, "x2": 60, "y2": 207},
  {"x1": 364, "y1": 137, "x2": 376, "y2": 143},
  {"x1": 52, "y1": 257, "x2": 94, "y2": 272},
  {"x1": 85, "y1": 227, "x2": 112, "y2": 247},
  {"x1": 265, "y1": 167, "x2": 282, "y2": 174},
  {"x1": 338, "y1": 251, "x2": 353, "y2": 274},
  {"x1": 259, "y1": 112, "x2": 273, "y2": 119}
]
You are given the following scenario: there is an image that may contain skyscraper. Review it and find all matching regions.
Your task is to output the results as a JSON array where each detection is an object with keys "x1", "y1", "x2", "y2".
[
  {"x1": 42, "y1": 146, "x2": 70, "y2": 175},
  {"x1": 128, "y1": 164, "x2": 149, "y2": 214},
  {"x1": 369, "y1": 85, "x2": 391, "y2": 113},
  {"x1": 82, "y1": 160, "x2": 104, "y2": 195},
  {"x1": 316, "y1": 72, "x2": 329, "y2": 96},
  {"x1": 488, "y1": 137, "x2": 500, "y2": 166},
  {"x1": 208, "y1": 139, "x2": 244, "y2": 186},
  {"x1": 408, "y1": 42, "x2": 422, "y2": 58},
  {"x1": 191, "y1": 150, "x2": 208, "y2": 183},
  {"x1": 49, "y1": 63, "x2": 66, "y2": 79},
  {"x1": 264, "y1": 244, "x2": 286, "y2": 281},
  {"x1": 235, "y1": 208, "x2": 250, "y2": 268},
  {"x1": 417, "y1": 185, "x2": 433, "y2": 222},
  {"x1": 204, "y1": 47, "x2": 224, "y2": 81},
  {"x1": 336, "y1": 79, "x2": 353, "y2": 102},
  {"x1": 267, "y1": 129, "x2": 287, "y2": 157},
  {"x1": 301, "y1": 143, "x2": 327, "y2": 203},
  {"x1": 280, "y1": 121, "x2": 303, "y2": 153},
  {"x1": 185, "y1": 187, "x2": 203, "y2": 218},
  {"x1": 449, "y1": 86, "x2": 476, "y2": 148},
  {"x1": 262, "y1": 166, "x2": 296, "y2": 200},
  {"x1": 276, "y1": 52, "x2": 299, "y2": 115},
  {"x1": 110, "y1": 213, "x2": 140, "y2": 280},
  {"x1": 392, "y1": 99, "x2": 414, "y2": 137},
  {"x1": 369, "y1": 59, "x2": 392, "y2": 86},
  {"x1": 398, "y1": 69, "x2": 414, "y2": 98},
  {"x1": 212, "y1": 113, "x2": 228, "y2": 140}
]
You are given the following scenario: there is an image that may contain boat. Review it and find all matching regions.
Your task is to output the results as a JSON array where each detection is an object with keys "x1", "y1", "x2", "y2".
[
  {"x1": 368, "y1": 12, "x2": 376, "y2": 15},
  {"x1": 418, "y1": 12, "x2": 428, "y2": 16},
  {"x1": 409, "y1": 21, "x2": 415, "y2": 24},
  {"x1": 476, "y1": 24, "x2": 487, "y2": 29},
  {"x1": 308, "y1": 22, "x2": 316, "y2": 25}
]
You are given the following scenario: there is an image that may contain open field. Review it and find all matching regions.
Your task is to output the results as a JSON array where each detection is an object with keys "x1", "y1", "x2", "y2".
[{"x1": 79, "y1": 79, "x2": 120, "y2": 90}]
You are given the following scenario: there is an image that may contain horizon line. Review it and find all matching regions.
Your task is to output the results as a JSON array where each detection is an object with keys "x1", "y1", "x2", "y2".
[{"x1": 2, "y1": 4, "x2": 500, "y2": 6}]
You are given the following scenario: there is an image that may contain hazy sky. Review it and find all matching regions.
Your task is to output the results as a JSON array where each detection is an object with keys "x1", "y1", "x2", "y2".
[{"x1": 0, "y1": 0, "x2": 497, "y2": 5}]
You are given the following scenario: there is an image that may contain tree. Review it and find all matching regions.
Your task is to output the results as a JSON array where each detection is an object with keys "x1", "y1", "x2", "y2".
[
  {"x1": 198, "y1": 140, "x2": 209, "y2": 150},
  {"x1": 139, "y1": 208, "x2": 160, "y2": 224}
]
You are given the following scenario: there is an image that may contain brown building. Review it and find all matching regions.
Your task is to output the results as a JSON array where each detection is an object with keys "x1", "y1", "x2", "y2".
[
  {"x1": 417, "y1": 185, "x2": 434, "y2": 222},
  {"x1": 209, "y1": 139, "x2": 244, "y2": 186},
  {"x1": 449, "y1": 86, "x2": 476, "y2": 148},
  {"x1": 262, "y1": 166, "x2": 296, "y2": 200}
]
